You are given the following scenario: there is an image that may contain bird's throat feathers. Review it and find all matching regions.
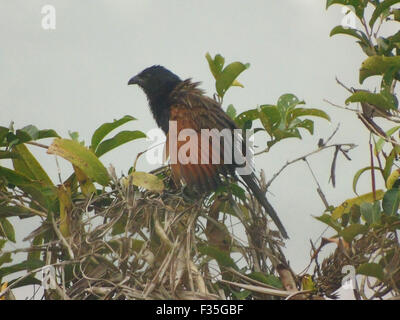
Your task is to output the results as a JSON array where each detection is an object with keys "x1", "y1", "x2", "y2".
[{"x1": 148, "y1": 79, "x2": 204, "y2": 134}]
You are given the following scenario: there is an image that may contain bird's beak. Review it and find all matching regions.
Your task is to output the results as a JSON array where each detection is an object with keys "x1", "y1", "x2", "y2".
[{"x1": 128, "y1": 75, "x2": 142, "y2": 86}]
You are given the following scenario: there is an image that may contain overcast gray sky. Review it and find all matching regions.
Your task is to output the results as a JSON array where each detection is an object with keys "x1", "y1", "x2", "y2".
[{"x1": 1, "y1": 0, "x2": 398, "y2": 299}]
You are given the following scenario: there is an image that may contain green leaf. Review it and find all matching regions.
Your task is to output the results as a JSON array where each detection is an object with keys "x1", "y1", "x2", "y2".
[
  {"x1": 47, "y1": 138, "x2": 110, "y2": 186},
  {"x1": 232, "y1": 289, "x2": 251, "y2": 300},
  {"x1": 5, "y1": 126, "x2": 57, "y2": 145},
  {"x1": 381, "y1": 66, "x2": 399, "y2": 97},
  {"x1": 359, "y1": 55, "x2": 400, "y2": 84},
  {"x1": 11, "y1": 130, "x2": 31, "y2": 145},
  {"x1": 290, "y1": 119, "x2": 314, "y2": 135},
  {"x1": 272, "y1": 128, "x2": 302, "y2": 142},
  {"x1": 28, "y1": 234, "x2": 44, "y2": 261},
  {"x1": 369, "y1": 0, "x2": 400, "y2": 28},
  {"x1": 0, "y1": 253, "x2": 12, "y2": 267},
  {"x1": 198, "y1": 244, "x2": 238, "y2": 270},
  {"x1": 340, "y1": 224, "x2": 368, "y2": 242},
  {"x1": 382, "y1": 188, "x2": 400, "y2": 215},
  {"x1": 0, "y1": 205, "x2": 32, "y2": 219},
  {"x1": 226, "y1": 104, "x2": 237, "y2": 120},
  {"x1": 352, "y1": 166, "x2": 381, "y2": 194},
  {"x1": 235, "y1": 109, "x2": 260, "y2": 129},
  {"x1": 8, "y1": 274, "x2": 42, "y2": 288},
  {"x1": 326, "y1": 0, "x2": 367, "y2": 18},
  {"x1": 91, "y1": 115, "x2": 136, "y2": 151},
  {"x1": 37, "y1": 129, "x2": 59, "y2": 140},
  {"x1": 0, "y1": 259, "x2": 45, "y2": 280},
  {"x1": 0, "y1": 126, "x2": 9, "y2": 144},
  {"x1": 205, "y1": 53, "x2": 225, "y2": 79},
  {"x1": 12, "y1": 144, "x2": 54, "y2": 188},
  {"x1": 229, "y1": 183, "x2": 246, "y2": 202},
  {"x1": 111, "y1": 215, "x2": 127, "y2": 236},
  {"x1": 350, "y1": 205, "x2": 361, "y2": 223},
  {"x1": 345, "y1": 91, "x2": 396, "y2": 111},
  {"x1": 258, "y1": 105, "x2": 281, "y2": 136},
  {"x1": 0, "y1": 218, "x2": 16, "y2": 243},
  {"x1": 315, "y1": 214, "x2": 342, "y2": 232},
  {"x1": 277, "y1": 94, "x2": 303, "y2": 118},
  {"x1": 95, "y1": 130, "x2": 146, "y2": 157},
  {"x1": 216, "y1": 62, "x2": 249, "y2": 98},
  {"x1": 0, "y1": 174, "x2": 52, "y2": 213},
  {"x1": 357, "y1": 263, "x2": 384, "y2": 281},
  {"x1": 287, "y1": 108, "x2": 331, "y2": 125},
  {"x1": 20, "y1": 125, "x2": 39, "y2": 140},
  {"x1": 69, "y1": 131, "x2": 79, "y2": 141},
  {"x1": 383, "y1": 148, "x2": 397, "y2": 181},
  {"x1": 329, "y1": 25, "x2": 369, "y2": 44},
  {"x1": 360, "y1": 201, "x2": 381, "y2": 224},
  {"x1": 0, "y1": 239, "x2": 6, "y2": 251},
  {"x1": 393, "y1": 8, "x2": 400, "y2": 21},
  {"x1": 375, "y1": 126, "x2": 400, "y2": 154},
  {"x1": 0, "y1": 166, "x2": 33, "y2": 187},
  {"x1": 10, "y1": 144, "x2": 56, "y2": 209},
  {"x1": 0, "y1": 151, "x2": 19, "y2": 159},
  {"x1": 247, "y1": 272, "x2": 282, "y2": 288},
  {"x1": 236, "y1": 105, "x2": 281, "y2": 134}
]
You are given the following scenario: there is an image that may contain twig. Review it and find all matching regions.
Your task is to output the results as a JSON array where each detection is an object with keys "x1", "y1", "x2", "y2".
[
  {"x1": 285, "y1": 289, "x2": 314, "y2": 300},
  {"x1": 26, "y1": 141, "x2": 49, "y2": 149},
  {"x1": 304, "y1": 158, "x2": 330, "y2": 210},
  {"x1": 0, "y1": 261, "x2": 77, "y2": 299},
  {"x1": 335, "y1": 77, "x2": 354, "y2": 94},
  {"x1": 133, "y1": 142, "x2": 165, "y2": 171},
  {"x1": 9, "y1": 200, "x2": 47, "y2": 218},
  {"x1": 266, "y1": 143, "x2": 356, "y2": 189},
  {"x1": 329, "y1": 146, "x2": 340, "y2": 188},
  {"x1": 50, "y1": 212, "x2": 75, "y2": 260},
  {"x1": 323, "y1": 99, "x2": 358, "y2": 112},
  {"x1": 325, "y1": 123, "x2": 341, "y2": 146},
  {"x1": 219, "y1": 279, "x2": 291, "y2": 297},
  {"x1": 369, "y1": 135, "x2": 377, "y2": 201},
  {"x1": 361, "y1": 17, "x2": 373, "y2": 44}
]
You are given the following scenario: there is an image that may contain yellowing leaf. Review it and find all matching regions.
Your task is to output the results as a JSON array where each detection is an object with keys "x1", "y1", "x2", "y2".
[
  {"x1": 301, "y1": 275, "x2": 315, "y2": 291},
  {"x1": 47, "y1": 138, "x2": 109, "y2": 186},
  {"x1": 231, "y1": 80, "x2": 244, "y2": 88},
  {"x1": 128, "y1": 171, "x2": 164, "y2": 192},
  {"x1": 58, "y1": 185, "x2": 72, "y2": 237},
  {"x1": 73, "y1": 165, "x2": 96, "y2": 196},
  {"x1": 386, "y1": 169, "x2": 400, "y2": 189},
  {"x1": 0, "y1": 281, "x2": 8, "y2": 300},
  {"x1": 332, "y1": 190, "x2": 384, "y2": 220}
]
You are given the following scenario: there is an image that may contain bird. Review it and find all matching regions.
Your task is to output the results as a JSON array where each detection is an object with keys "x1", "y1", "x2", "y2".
[{"x1": 128, "y1": 65, "x2": 288, "y2": 239}]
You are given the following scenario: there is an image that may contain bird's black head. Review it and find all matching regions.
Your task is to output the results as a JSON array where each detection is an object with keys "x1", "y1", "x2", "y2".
[
  {"x1": 128, "y1": 65, "x2": 182, "y2": 133},
  {"x1": 128, "y1": 65, "x2": 181, "y2": 101}
]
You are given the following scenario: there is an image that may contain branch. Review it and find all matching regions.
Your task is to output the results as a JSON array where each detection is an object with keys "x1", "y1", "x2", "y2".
[
  {"x1": 26, "y1": 141, "x2": 49, "y2": 149},
  {"x1": 266, "y1": 143, "x2": 357, "y2": 189}
]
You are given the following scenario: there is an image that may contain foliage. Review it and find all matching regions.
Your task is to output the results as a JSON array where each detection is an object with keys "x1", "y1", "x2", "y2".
[{"x1": 313, "y1": 0, "x2": 400, "y2": 299}]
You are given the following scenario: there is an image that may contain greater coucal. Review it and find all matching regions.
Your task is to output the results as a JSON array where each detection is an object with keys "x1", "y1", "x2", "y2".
[{"x1": 128, "y1": 65, "x2": 288, "y2": 238}]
